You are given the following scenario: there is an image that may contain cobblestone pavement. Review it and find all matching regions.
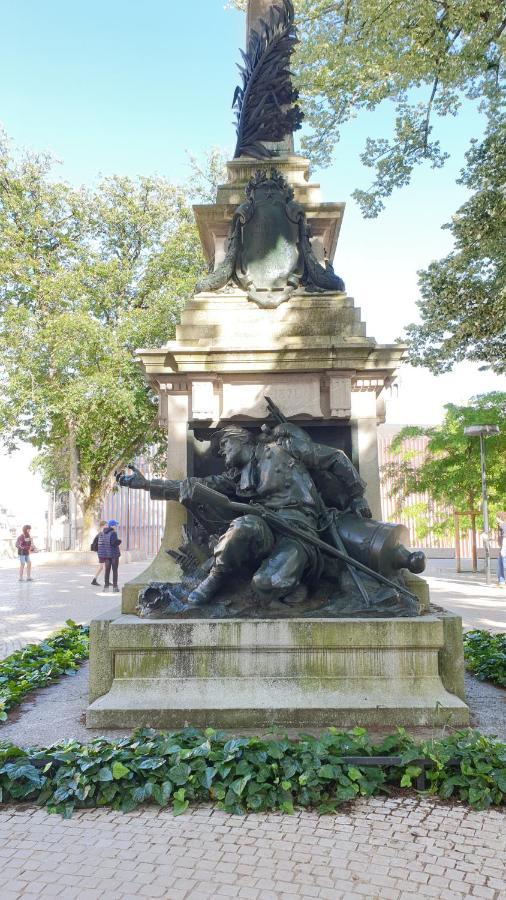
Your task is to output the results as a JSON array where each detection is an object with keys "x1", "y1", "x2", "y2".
[
  {"x1": 425, "y1": 572, "x2": 506, "y2": 634},
  {"x1": 0, "y1": 560, "x2": 149, "y2": 659},
  {"x1": 0, "y1": 797, "x2": 504, "y2": 899}
]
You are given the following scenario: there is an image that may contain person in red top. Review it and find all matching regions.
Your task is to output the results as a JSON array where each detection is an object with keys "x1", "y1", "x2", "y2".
[{"x1": 16, "y1": 524, "x2": 37, "y2": 582}]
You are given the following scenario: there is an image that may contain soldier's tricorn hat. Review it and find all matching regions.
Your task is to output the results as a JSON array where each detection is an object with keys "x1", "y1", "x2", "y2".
[{"x1": 211, "y1": 425, "x2": 255, "y2": 454}]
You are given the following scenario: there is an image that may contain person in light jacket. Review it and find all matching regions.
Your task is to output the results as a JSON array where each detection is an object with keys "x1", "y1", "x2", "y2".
[{"x1": 16, "y1": 524, "x2": 37, "y2": 582}]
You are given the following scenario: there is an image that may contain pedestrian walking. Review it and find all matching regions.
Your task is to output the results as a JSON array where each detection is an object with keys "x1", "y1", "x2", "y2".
[
  {"x1": 97, "y1": 520, "x2": 122, "y2": 593},
  {"x1": 496, "y1": 512, "x2": 506, "y2": 588},
  {"x1": 16, "y1": 524, "x2": 37, "y2": 582},
  {"x1": 90, "y1": 520, "x2": 108, "y2": 586}
]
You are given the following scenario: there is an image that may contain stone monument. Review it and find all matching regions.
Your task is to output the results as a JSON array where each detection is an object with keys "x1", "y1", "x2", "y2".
[{"x1": 86, "y1": 0, "x2": 468, "y2": 729}]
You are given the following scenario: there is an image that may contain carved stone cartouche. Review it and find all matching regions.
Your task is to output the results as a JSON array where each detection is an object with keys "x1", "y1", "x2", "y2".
[{"x1": 196, "y1": 169, "x2": 345, "y2": 306}]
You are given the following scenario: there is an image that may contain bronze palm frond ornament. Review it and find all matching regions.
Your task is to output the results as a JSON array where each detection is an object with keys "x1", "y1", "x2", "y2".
[{"x1": 233, "y1": 0, "x2": 303, "y2": 159}]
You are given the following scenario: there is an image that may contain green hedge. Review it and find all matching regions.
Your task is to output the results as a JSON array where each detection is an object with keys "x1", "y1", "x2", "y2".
[
  {"x1": 463, "y1": 630, "x2": 506, "y2": 687},
  {"x1": 0, "y1": 621, "x2": 89, "y2": 721},
  {"x1": 1, "y1": 727, "x2": 504, "y2": 818}
]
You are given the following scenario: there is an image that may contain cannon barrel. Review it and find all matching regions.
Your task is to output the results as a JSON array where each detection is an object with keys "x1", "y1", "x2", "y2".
[{"x1": 336, "y1": 514, "x2": 426, "y2": 578}]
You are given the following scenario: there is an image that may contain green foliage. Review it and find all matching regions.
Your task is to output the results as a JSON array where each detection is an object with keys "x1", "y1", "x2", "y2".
[
  {"x1": 0, "y1": 131, "x2": 206, "y2": 542},
  {"x1": 0, "y1": 622, "x2": 89, "y2": 721},
  {"x1": 463, "y1": 630, "x2": 506, "y2": 687},
  {"x1": 229, "y1": 1, "x2": 505, "y2": 215},
  {"x1": 229, "y1": 3, "x2": 505, "y2": 371},
  {"x1": 418, "y1": 730, "x2": 506, "y2": 809},
  {"x1": 185, "y1": 147, "x2": 229, "y2": 204},
  {"x1": 0, "y1": 726, "x2": 504, "y2": 817},
  {"x1": 382, "y1": 392, "x2": 506, "y2": 532},
  {"x1": 407, "y1": 120, "x2": 506, "y2": 374}
]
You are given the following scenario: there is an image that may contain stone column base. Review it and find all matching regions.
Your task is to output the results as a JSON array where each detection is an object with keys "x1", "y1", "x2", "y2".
[{"x1": 86, "y1": 614, "x2": 469, "y2": 730}]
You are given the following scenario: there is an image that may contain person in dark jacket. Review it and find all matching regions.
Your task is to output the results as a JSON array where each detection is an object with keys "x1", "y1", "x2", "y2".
[
  {"x1": 97, "y1": 520, "x2": 121, "y2": 592},
  {"x1": 90, "y1": 520, "x2": 107, "y2": 586}
]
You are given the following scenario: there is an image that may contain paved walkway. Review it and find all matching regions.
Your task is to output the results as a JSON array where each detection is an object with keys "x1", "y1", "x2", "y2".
[
  {"x1": 0, "y1": 559, "x2": 504, "y2": 663},
  {"x1": 0, "y1": 798, "x2": 504, "y2": 900},
  {"x1": 0, "y1": 559, "x2": 149, "y2": 659},
  {"x1": 1, "y1": 560, "x2": 505, "y2": 899},
  {"x1": 425, "y1": 571, "x2": 506, "y2": 634}
]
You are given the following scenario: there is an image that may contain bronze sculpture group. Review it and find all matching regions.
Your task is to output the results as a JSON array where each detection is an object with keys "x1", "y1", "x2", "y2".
[{"x1": 117, "y1": 400, "x2": 425, "y2": 619}]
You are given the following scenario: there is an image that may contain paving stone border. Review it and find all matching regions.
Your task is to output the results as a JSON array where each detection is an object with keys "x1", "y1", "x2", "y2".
[{"x1": 0, "y1": 797, "x2": 504, "y2": 899}]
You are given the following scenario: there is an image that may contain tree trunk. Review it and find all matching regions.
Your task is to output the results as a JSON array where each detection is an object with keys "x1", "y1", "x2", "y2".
[
  {"x1": 66, "y1": 422, "x2": 114, "y2": 551},
  {"x1": 82, "y1": 502, "x2": 100, "y2": 551},
  {"x1": 67, "y1": 422, "x2": 83, "y2": 549},
  {"x1": 470, "y1": 510, "x2": 478, "y2": 573},
  {"x1": 68, "y1": 421, "x2": 101, "y2": 551},
  {"x1": 454, "y1": 510, "x2": 461, "y2": 573}
]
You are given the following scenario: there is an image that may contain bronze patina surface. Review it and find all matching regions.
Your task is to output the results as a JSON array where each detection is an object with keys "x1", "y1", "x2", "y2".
[{"x1": 116, "y1": 400, "x2": 425, "y2": 619}]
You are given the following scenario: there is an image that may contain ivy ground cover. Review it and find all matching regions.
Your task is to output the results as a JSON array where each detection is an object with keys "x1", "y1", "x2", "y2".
[
  {"x1": 463, "y1": 630, "x2": 506, "y2": 687},
  {"x1": 0, "y1": 621, "x2": 89, "y2": 721},
  {"x1": 1, "y1": 727, "x2": 504, "y2": 818}
]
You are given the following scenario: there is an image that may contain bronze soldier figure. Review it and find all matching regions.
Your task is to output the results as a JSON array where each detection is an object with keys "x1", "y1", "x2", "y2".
[{"x1": 116, "y1": 413, "x2": 423, "y2": 613}]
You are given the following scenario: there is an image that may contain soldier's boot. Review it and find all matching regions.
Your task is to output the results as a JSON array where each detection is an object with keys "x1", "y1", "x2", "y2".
[{"x1": 187, "y1": 567, "x2": 226, "y2": 607}]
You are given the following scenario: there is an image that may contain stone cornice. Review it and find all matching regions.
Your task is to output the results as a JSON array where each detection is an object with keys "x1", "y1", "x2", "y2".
[{"x1": 136, "y1": 342, "x2": 407, "y2": 378}]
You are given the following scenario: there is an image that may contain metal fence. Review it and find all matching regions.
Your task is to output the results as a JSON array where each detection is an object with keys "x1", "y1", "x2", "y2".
[
  {"x1": 99, "y1": 458, "x2": 166, "y2": 557},
  {"x1": 378, "y1": 426, "x2": 489, "y2": 556}
]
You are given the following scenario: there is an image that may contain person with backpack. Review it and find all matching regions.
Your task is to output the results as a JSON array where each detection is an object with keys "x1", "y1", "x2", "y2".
[
  {"x1": 90, "y1": 520, "x2": 108, "y2": 586},
  {"x1": 16, "y1": 524, "x2": 37, "y2": 582},
  {"x1": 97, "y1": 520, "x2": 122, "y2": 592}
]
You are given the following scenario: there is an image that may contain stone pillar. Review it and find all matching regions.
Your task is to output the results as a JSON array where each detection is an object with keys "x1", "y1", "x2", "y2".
[
  {"x1": 121, "y1": 391, "x2": 189, "y2": 615},
  {"x1": 351, "y1": 390, "x2": 382, "y2": 520},
  {"x1": 164, "y1": 392, "x2": 190, "y2": 552},
  {"x1": 245, "y1": 0, "x2": 295, "y2": 155},
  {"x1": 247, "y1": 0, "x2": 276, "y2": 36}
]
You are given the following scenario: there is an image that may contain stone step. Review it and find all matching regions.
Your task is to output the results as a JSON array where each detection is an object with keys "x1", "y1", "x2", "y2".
[
  {"x1": 179, "y1": 304, "x2": 361, "y2": 325},
  {"x1": 176, "y1": 323, "x2": 368, "y2": 343},
  {"x1": 184, "y1": 298, "x2": 355, "y2": 316},
  {"x1": 173, "y1": 333, "x2": 374, "y2": 350},
  {"x1": 87, "y1": 677, "x2": 469, "y2": 730}
]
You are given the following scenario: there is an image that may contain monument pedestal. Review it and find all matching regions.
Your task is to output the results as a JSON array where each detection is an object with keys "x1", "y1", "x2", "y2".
[
  {"x1": 87, "y1": 151, "x2": 470, "y2": 731},
  {"x1": 87, "y1": 610, "x2": 468, "y2": 730}
]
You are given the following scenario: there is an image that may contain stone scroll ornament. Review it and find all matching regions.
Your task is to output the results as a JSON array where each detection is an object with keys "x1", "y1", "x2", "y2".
[
  {"x1": 233, "y1": 0, "x2": 303, "y2": 159},
  {"x1": 196, "y1": 169, "x2": 345, "y2": 308}
]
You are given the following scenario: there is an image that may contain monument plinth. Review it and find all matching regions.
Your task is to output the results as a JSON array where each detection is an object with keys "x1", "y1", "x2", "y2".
[{"x1": 86, "y1": 0, "x2": 468, "y2": 730}]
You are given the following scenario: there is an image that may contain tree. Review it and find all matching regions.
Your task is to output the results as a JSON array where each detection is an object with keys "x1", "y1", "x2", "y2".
[
  {"x1": 230, "y1": 2, "x2": 505, "y2": 372},
  {"x1": 185, "y1": 148, "x2": 229, "y2": 204},
  {"x1": 0, "y1": 132, "x2": 206, "y2": 546},
  {"x1": 230, "y1": 1, "x2": 504, "y2": 216},
  {"x1": 382, "y1": 392, "x2": 506, "y2": 566},
  {"x1": 406, "y1": 119, "x2": 506, "y2": 374}
]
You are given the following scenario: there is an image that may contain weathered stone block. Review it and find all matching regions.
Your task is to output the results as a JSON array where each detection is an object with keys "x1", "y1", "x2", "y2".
[
  {"x1": 86, "y1": 612, "x2": 469, "y2": 730},
  {"x1": 403, "y1": 571, "x2": 430, "y2": 613},
  {"x1": 88, "y1": 606, "x2": 120, "y2": 704},
  {"x1": 439, "y1": 610, "x2": 467, "y2": 701}
]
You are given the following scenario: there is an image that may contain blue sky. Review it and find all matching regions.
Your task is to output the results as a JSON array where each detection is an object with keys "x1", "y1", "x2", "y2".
[{"x1": 1, "y1": 0, "x2": 504, "y2": 424}]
